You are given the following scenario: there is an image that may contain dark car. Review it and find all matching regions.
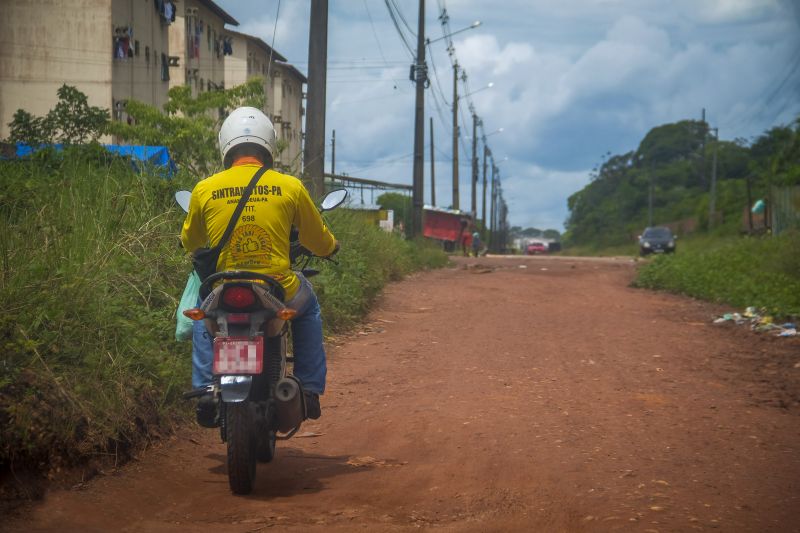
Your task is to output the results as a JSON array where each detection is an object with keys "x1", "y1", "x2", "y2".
[{"x1": 638, "y1": 226, "x2": 676, "y2": 256}]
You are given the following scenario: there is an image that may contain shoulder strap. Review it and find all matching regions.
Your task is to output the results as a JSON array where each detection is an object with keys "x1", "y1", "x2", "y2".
[{"x1": 213, "y1": 165, "x2": 269, "y2": 251}]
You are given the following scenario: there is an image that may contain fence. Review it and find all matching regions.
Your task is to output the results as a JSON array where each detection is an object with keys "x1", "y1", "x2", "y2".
[{"x1": 771, "y1": 185, "x2": 800, "y2": 235}]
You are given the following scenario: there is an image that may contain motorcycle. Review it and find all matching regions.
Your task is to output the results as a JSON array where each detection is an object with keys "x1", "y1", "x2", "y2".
[{"x1": 176, "y1": 188, "x2": 347, "y2": 495}]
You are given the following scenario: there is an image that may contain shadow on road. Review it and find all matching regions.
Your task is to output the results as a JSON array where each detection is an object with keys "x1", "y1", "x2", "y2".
[{"x1": 205, "y1": 448, "x2": 375, "y2": 499}]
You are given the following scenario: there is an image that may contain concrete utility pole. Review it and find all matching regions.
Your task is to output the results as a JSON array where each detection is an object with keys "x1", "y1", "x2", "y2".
[
  {"x1": 303, "y1": 0, "x2": 328, "y2": 197},
  {"x1": 481, "y1": 144, "x2": 487, "y2": 228},
  {"x1": 648, "y1": 170, "x2": 653, "y2": 227},
  {"x1": 452, "y1": 62, "x2": 459, "y2": 210},
  {"x1": 430, "y1": 116, "x2": 436, "y2": 207},
  {"x1": 489, "y1": 164, "x2": 497, "y2": 250},
  {"x1": 410, "y1": 0, "x2": 426, "y2": 237},
  {"x1": 331, "y1": 129, "x2": 336, "y2": 176},
  {"x1": 708, "y1": 127, "x2": 719, "y2": 230},
  {"x1": 471, "y1": 112, "x2": 478, "y2": 217}
]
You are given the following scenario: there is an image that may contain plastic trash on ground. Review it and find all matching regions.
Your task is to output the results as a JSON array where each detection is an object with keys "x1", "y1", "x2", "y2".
[{"x1": 712, "y1": 306, "x2": 797, "y2": 338}]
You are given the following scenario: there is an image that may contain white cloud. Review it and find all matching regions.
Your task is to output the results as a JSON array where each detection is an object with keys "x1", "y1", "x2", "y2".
[{"x1": 219, "y1": 0, "x2": 799, "y2": 231}]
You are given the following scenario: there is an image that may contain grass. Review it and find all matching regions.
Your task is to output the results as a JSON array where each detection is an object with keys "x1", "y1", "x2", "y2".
[
  {"x1": 314, "y1": 210, "x2": 449, "y2": 332},
  {"x1": 633, "y1": 232, "x2": 800, "y2": 319},
  {"x1": 0, "y1": 148, "x2": 447, "y2": 483}
]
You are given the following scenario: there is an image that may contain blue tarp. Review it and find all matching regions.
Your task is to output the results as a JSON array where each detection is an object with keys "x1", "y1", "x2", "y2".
[{"x1": 13, "y1": 143, "x2": 177, "y2": 177}]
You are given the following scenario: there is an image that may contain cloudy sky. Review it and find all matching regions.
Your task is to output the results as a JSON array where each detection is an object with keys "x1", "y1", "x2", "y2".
[{"x1": 217, "y1": 0, "x2": 800, "y2": 231}]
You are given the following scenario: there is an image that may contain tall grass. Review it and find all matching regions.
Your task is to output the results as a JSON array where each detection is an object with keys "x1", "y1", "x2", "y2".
[
  {"x1": 0, "y1": 150, "x2": 447, "y2": 477},
  {"x1": 0, "y1": 146, "x2": 189, "y2": 472},
  {"x1": 634, "y1": 232, "x2": 800, "y2": 318}
]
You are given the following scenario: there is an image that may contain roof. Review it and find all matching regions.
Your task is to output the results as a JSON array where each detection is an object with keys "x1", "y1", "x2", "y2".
[
  {"x1": 423, "y1": 205, "x2": 471, "y2": 217},
  {"x1": 224, "y1": 29, "x2": 287, "y2": 62},
  {"x1": 197, "y1": 0, "x2": 239, "y2": 26},
  {"x1": 275, "y1": 62, "x2": 308, "y2": 84}
]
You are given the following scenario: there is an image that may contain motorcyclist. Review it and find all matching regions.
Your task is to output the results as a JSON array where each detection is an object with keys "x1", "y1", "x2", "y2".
[{"x1": 180, "y1": 106, "x2": 338, "y2": 427}]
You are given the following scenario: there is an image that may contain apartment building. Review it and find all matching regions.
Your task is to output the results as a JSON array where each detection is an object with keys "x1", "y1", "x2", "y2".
[
  {"x1": 168, "y1": 0, "x2": 238, "y2": 96},
  {"x1": 270, "y1": 62, "x2": 307, "y2": 170},
  {"x1": 0, "y1": 0, "x2": 176, "y2": 139},
  {"x1": 223, "y1": 29, "x2": 285, "y2": 115},
  {"x1": 223, "y1": 30, "x2": 306, "y2": 169}
]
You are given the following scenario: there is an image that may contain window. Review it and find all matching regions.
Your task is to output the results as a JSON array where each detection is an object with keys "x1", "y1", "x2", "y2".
[
  {"x1": 134, "y1": 40, "x2": 139, "y2": 56},
  {"x1": 145, "y1": 46, "x2": 150, "y2": 64}
]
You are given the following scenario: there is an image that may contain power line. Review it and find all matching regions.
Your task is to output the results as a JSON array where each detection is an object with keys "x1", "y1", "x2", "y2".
[
  {"x1": 383, "y1": 0, "x2": 415, "y2": 59},
  {"x1": 389, "y1": 0, "x2": 417, "y2": 38},
  {"x1": 265, "y1": 0, "x2": 281, "y2": 80},
  {"x1": 363, "y1": 0, "x2": 389, "y2": 65}
]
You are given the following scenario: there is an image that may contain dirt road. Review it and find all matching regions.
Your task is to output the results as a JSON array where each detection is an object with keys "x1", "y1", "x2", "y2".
[{"x1": 7, "y1": 256, "x2": 800, "y2": 532}]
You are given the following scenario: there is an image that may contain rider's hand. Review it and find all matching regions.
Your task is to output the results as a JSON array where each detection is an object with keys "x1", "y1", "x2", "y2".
[{"x1": 290, "y1": 240, "x2": 311, "y2": 262}]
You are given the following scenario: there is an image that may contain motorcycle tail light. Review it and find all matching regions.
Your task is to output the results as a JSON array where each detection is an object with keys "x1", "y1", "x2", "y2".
[
  {"x1": 183, "y1": 308, "x2": 205, "y2": 320},
  {"x1": 222, "y1": 286, "x2": 256, "y2": 308}
]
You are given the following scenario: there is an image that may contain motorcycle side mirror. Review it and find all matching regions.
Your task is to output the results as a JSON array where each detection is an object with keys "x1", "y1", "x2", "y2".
[
  {"x1": 319, "y1": 188, "x2": 348, "y2": 212},
  {"x1": 175, "y1": 190, "x2": 191, "y2": 213}
]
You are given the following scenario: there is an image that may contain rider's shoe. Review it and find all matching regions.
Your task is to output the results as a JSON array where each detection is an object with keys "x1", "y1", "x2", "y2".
[
  {"x1": 196, "y1": 393, "x2": 220, "y2": 428},
  {"x1": 304, "y1": 391, "x2": 321, "y2": 420}
]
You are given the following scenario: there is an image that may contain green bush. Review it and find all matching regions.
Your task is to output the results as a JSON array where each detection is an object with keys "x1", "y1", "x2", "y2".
[
  {"x1": 314, "y1": 210, "x2": 448, "y2": 331},
  {"x1": 634, "y1": 232, "x2": 800, "y2": 318},
  {"x1": 0, "y1": 152, "x2": 447, "y2": 476}
]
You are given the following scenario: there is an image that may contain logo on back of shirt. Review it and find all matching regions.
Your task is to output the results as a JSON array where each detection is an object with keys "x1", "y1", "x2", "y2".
[{"x1": 230, "y1": 224, "x2": 273, "y2": 267}]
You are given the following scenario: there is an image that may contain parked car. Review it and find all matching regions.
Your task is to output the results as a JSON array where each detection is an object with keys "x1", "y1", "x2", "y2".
[
  {"x1": 526, "y1": 242, "x2": 547, "y2": 255},
  {"x1": 638, "y1": 226, "x2": 676, "y2": 256}
]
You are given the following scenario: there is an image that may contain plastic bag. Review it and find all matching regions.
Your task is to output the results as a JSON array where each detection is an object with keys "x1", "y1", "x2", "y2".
[{"x1": 175, "y1": 270, "x2": 200, "y2": 341}]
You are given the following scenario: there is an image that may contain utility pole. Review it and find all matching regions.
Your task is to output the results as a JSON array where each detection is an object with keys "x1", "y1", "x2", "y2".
[
  {"x1": 303, "y1": 0, "x2": 328, "y2": 197},
  {"x1": 331, "y1": 129, "x2": 336, "y2": 176},
  {"x1": 410, "y1": 0, "x2": 426, "y2": 237},
  {"x1": 471, "y1": 112, "x2": 478, "y2": 217},
  {"x1": 430, "y1": 116, "x2": 436, "y2": 207},
  {"x1": 648, "y1": 171, "x2": 653, "y2": 227},
  {"x1": 451, "y1": 62, "x2": 459, "y2": 210},
  {"x1": 481, "y1": 144, "x2": 487, "y2": 228},
  {"x1": 708, "y1": 127, "x2": 719, "y2": 230},
  {"x1": 489, "y1": 164, "x2": 497, "y2": 251}
]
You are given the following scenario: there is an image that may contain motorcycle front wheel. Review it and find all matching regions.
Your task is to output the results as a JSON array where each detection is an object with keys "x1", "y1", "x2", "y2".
[{"x1": 226, "y1": 401, "x2": 257, "y2": 494}]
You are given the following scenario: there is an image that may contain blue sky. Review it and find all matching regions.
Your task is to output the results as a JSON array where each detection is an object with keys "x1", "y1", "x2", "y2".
[{"x1": 217, "y1": 0, "x2": 800, "y2": 231}]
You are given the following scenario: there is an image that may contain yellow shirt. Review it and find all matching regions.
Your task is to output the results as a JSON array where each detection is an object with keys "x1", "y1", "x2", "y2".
[{"x1": 180, "y1": 163, "x2": 336, "y2": 300}]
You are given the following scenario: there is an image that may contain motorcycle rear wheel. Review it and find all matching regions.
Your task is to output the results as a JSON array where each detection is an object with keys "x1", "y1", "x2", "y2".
[{"x1": 226, "y1": 402, "x2": 257, "y2": 494}]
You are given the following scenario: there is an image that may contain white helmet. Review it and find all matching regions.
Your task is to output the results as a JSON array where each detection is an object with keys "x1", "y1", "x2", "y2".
[{"x1": 218, "y1": 106, "x2": 276, "y2": 168}]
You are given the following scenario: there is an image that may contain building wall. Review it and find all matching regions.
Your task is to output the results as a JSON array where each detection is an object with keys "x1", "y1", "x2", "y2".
[
  {"x1": 111, "y1": 0, "x2": 171, "y2": 118},
  {"x1": 272, "y1": 64, "x2": 305, "y2": 170},
  {"x1": 170, "y1": 0, "x2": 227, "y2": 96},
  {"x1": 223, "y1": 33, "x2": 275, "y2": 130},
  {"x1": 0, "y1": 0, "x2": 113, "y2": 139},
  {"x1": 223, "y1": 33, "x2": 249, "y2": 90}
]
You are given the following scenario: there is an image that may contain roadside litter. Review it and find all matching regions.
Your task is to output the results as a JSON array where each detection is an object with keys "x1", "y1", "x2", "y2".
[{"x1": 713, "y1": 306, "x2": 797, "y2": 337}]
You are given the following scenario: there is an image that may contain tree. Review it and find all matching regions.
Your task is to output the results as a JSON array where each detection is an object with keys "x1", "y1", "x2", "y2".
[
  {"x1": 377, "y1": 192, "x2": 411, "y2": 235},
  {"x1": 6, "y1": 84, "x2": 109, "y2": 145},
  {"x1": 107, "y1": 79, "x2": 266, "y2": 176}
]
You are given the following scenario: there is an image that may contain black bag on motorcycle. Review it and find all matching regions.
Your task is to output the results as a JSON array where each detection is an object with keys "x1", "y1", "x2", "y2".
[
  {"x1": 191, "y1": 246, "x2": 222, "y2": 282},
  {"x1": 190, "y1": 166, "x2": 269, "y2": 282}
]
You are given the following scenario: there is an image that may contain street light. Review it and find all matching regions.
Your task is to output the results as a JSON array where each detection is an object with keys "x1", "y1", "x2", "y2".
[
  {"x1": 426, "y1": 21, "x2": 481, "y2": 45},
  {"x1": 459, "y1": 82, "x2": 493, "y2": 101},
  {"x1": 484, "y1": 127, "x2": 503, "y2": 138}
]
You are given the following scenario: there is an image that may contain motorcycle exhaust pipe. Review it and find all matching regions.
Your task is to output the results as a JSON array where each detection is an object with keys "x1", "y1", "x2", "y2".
[{"x1": 274, "y1": 376, "x2": 305, "y2": 433}]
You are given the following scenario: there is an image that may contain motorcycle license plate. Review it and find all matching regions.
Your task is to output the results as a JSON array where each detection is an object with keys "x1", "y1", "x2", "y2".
[{"x1": 213, "y1": 337, "x2": 263, "y2": 375}]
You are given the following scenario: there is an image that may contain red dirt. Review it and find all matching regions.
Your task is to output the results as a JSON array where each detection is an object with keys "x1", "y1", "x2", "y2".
[{"x1": 5, "y1": 256, "x2": 800, "y2": 532}]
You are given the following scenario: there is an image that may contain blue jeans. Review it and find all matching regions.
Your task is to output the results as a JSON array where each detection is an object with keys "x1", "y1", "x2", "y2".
[{"x1": 191, "y1": 275, "x2": 327, "y2": 394}]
